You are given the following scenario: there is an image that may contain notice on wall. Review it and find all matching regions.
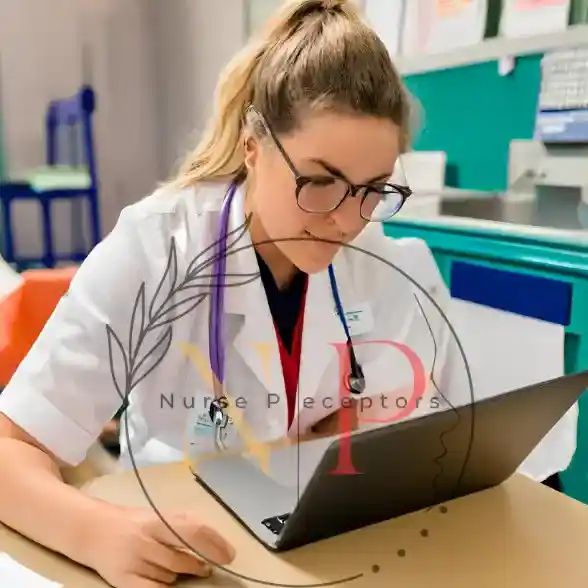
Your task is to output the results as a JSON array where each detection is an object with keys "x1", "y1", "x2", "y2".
[
  {"x1": 500, "y1": 0, "x2": 571, "y2": 37},
  {"x1": 515, "y1": 0, "x2": 568, "y2": 9},
  {"x1": 400, "y1": 0, "x2": 435, "y2": 56},
  {"x1": 364, "y1": 0, "x2": 406, "y2": 57},
  {"x1": 425, "y1": 0, "x2": 489, "y2": 53},
  {"x1": 436, "y1": 0, "x2": 472, "y2": 18}
]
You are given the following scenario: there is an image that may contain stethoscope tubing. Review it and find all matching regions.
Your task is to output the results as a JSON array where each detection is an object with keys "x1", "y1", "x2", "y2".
[{"x1": 207, "y1": 182, "x2": 361, "y2": 451}]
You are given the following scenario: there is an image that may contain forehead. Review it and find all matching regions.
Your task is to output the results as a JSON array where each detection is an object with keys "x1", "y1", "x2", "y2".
[{"x1": 280, "y1": 111, "x2": 401, "y2": 181}]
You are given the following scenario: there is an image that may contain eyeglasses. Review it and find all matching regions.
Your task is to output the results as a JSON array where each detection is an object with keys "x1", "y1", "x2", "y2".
[{"x1": 252, "y1": 109, "x2": 412, "y2": 222}]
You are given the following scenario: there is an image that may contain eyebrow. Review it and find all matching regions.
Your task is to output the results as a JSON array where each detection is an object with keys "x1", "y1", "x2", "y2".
[{"x1": 307, "y1": 158, "x2": 392, "y2": 185}]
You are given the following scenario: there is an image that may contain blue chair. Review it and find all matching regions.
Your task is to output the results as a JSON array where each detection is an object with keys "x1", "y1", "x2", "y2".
[{"x1": 0, "y1": 85, "x2": 101, "y2": 270}]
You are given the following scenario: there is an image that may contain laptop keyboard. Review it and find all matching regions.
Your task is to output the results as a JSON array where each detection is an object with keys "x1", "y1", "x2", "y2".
[{"x1": 261, "y1": 513, "x2": 290, "y2": 535}]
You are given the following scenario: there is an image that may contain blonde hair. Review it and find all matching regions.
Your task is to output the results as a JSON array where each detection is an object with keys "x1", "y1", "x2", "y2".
[{"x1": 174, "y1": 0, "x2": 414, "y2": 188}]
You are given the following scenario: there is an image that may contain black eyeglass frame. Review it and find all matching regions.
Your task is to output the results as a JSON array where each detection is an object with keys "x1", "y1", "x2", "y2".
[{"x1": 249, "y1": 107, "x2": 413, "y2": 221}]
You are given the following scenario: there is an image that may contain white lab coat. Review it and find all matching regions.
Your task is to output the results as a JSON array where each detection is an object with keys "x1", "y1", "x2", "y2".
[{"x1": 0, "y1": 181, "x2": 574, "y2": 481}]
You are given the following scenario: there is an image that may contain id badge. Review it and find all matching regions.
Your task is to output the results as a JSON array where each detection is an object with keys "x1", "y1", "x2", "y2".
[
  {"x1": 187, "y1": 409, "x2": 238, "y2": 452},
  {"x1": 187, "y1": 411, "x2": 220, "y2": 458},
  {"x1": 344, "y1": 302, "x2": 374, "y2": 337}
]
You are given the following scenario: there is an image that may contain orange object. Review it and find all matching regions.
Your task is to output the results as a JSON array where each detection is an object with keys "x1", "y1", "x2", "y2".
[{"x1": 0, "y1": 267, "x2": 76, "y2": 387}]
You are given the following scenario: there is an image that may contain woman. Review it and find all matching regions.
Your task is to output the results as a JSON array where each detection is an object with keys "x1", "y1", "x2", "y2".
[{"x1": 0, "y1": 1, "x2": 568, "y2": 587}]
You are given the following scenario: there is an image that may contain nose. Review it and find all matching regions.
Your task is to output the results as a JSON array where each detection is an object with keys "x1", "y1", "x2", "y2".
[{"x1": 327, "y1": 194, "x2": 365, "y2": 233}]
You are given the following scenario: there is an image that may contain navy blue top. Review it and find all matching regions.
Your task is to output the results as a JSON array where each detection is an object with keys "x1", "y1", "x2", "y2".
[{"x1": 255, "y1": 251, "x2": 307, "y2": 353}]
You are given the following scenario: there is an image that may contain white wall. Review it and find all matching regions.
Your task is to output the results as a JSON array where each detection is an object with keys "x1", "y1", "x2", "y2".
[
  {"x1": 0, "y1": 0, "x2": 250, "y2": 260},
  {"x1": 145, "y1": 0, "x2": 247, "y2": 177}
]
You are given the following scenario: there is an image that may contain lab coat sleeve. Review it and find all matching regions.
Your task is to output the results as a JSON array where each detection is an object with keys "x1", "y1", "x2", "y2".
[{"x1": 0, "y1": 206, "x2": 158, "y2": 466}]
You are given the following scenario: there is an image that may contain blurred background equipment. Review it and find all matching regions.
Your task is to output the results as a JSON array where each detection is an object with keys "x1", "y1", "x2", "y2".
[{"x1": 0, "y1": 263, "x2": 75, "y2": 388}]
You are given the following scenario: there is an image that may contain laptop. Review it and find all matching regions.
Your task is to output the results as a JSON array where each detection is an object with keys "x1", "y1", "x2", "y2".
[{"x1": 191, "y1": 370, "x2": 588, "y2": 551}]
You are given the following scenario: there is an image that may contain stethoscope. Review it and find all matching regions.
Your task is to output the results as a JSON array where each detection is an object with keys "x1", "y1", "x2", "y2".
[{"x1": 207, "y1": 182, "x2": 366, "y2": 450}]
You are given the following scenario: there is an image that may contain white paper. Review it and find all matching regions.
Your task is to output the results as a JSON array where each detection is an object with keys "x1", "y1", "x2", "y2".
[
  {"x1": 400, "y1": 0, "x2": 432, "y2": 57},
  {"x1": 0, "y1": 254, "x2": 22, "y2": 302},
  {"x1": 441, "y1": 299, "x2": 576, "y2": 480},
  {"x1": 395, "y1": 151, "x2": 447, "y2": 195},
  {"x1": 394, "y1": 151, "x2": 446, "y2": 218},
  {"x1": 0, "y1": 553, "x2": 62, "y2": 587},
  {"x1": 397, "y1": 195, "x2": 441, "y2": 218},
  {"x1": 426, "y1": 0, "x2": 489, "y2": 54},
  {"x1": 364, "y1": 0, "x2": 406, "y2": 57},
  {"x1": 500, "y1": 0, "x2": 571, "y2": 38}
]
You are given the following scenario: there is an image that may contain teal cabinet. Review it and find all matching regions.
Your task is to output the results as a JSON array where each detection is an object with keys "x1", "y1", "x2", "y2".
[{"x1": 384, "y1": 219, "x2": 588, "y2": 503}]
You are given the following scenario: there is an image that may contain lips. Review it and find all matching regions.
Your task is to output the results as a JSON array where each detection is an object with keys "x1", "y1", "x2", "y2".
[{"x1": 304, "y1": 230, "x2": 341, "y2": 243}]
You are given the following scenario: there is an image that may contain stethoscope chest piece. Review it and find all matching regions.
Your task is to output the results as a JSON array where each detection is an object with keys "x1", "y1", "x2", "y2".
[
  {"x1": 346, "y1": 363, "x2": 366, "y2": 395},
  {"x1": 209, "y1": 397, "x2": 229, "y2": 429}
]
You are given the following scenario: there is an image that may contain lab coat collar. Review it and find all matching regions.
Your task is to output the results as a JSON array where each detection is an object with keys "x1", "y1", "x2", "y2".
[
  {"x1": 222, "y1": 185, "x2": 289, "y2": 430},
  {"x1": 221, "y1": 184, "x2": 358, "y2": 434},
  {"x1": 221, "y1": 183, "x2": 259, "y2": 316}
]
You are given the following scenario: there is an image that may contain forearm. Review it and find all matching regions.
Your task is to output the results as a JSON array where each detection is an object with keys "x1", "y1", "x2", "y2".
[{"x1": 0, "y1": 438, "x2": 121, "y2": 568}]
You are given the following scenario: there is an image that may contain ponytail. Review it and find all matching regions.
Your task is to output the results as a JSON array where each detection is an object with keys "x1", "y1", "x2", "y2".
[
  {"x1": 174, "y1": 0, "x2": 410, "y2": 188},
  {"x1": 174, "y1": 39, "x2": 264, "y2": 187}
]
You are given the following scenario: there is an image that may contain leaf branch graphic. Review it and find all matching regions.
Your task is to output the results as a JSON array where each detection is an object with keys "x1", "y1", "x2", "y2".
[{"x1": 107, "y1": 214, "x2": 261, "y2": 407}]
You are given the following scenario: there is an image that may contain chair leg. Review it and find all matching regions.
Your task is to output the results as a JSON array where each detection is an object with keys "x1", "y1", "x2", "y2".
[
  {"x1": 88, "y1": 191, "x2": 101, "y2": 249},
  {"x1": 0, "y1": 197, "x2": 15, "y2": 264},
  {"x1": 40, "y1": 198, "x2": 55, "y2": 268}
]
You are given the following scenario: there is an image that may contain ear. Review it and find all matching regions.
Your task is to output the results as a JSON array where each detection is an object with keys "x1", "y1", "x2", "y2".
[{"x1": 243, "y1": 132, "x2": 261, "y2": 171}]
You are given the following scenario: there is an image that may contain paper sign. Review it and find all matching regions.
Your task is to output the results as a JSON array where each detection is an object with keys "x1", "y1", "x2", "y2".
[
  {"x1": 364, "y1": 0, "x2": 405, "y2": 57},
  {"x1": 426, "y1": 0, "x2": 488, "y2": 54},
  {"x1": 515, "y1": 0, "x2": 568, "y2": 9},
  {"x1": 436, "y1": 0, "x2": 472, "y2": 17},
  {"x1": 501, "y1": 0, "x2": 571, "y2": 36},
  {"x1": 401, "y1": 0, "x2": 434, "y2": 57}
]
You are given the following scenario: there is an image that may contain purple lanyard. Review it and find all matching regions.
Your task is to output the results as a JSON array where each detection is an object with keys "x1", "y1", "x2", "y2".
[
  {"x1": 209, "y1": 182, "x2": 239, "y2": 395},
  {"x1": 209, "y1": 182, "x2": 349, "y2": 398}
]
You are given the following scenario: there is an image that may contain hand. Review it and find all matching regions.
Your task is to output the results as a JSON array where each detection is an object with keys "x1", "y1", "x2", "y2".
[{"x1": 88, "y1": 507, "x2": 235, "y2": 588}]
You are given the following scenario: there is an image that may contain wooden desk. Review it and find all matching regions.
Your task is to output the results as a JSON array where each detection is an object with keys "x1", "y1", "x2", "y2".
[{"x1": 2, "y1": 464, "x2": 588, "y2": 587}]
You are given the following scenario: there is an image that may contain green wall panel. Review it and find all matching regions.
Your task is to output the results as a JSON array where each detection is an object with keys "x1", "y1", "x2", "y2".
[{"x1": 403, "y1": 54, "x2": 543, "y2": 192}]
